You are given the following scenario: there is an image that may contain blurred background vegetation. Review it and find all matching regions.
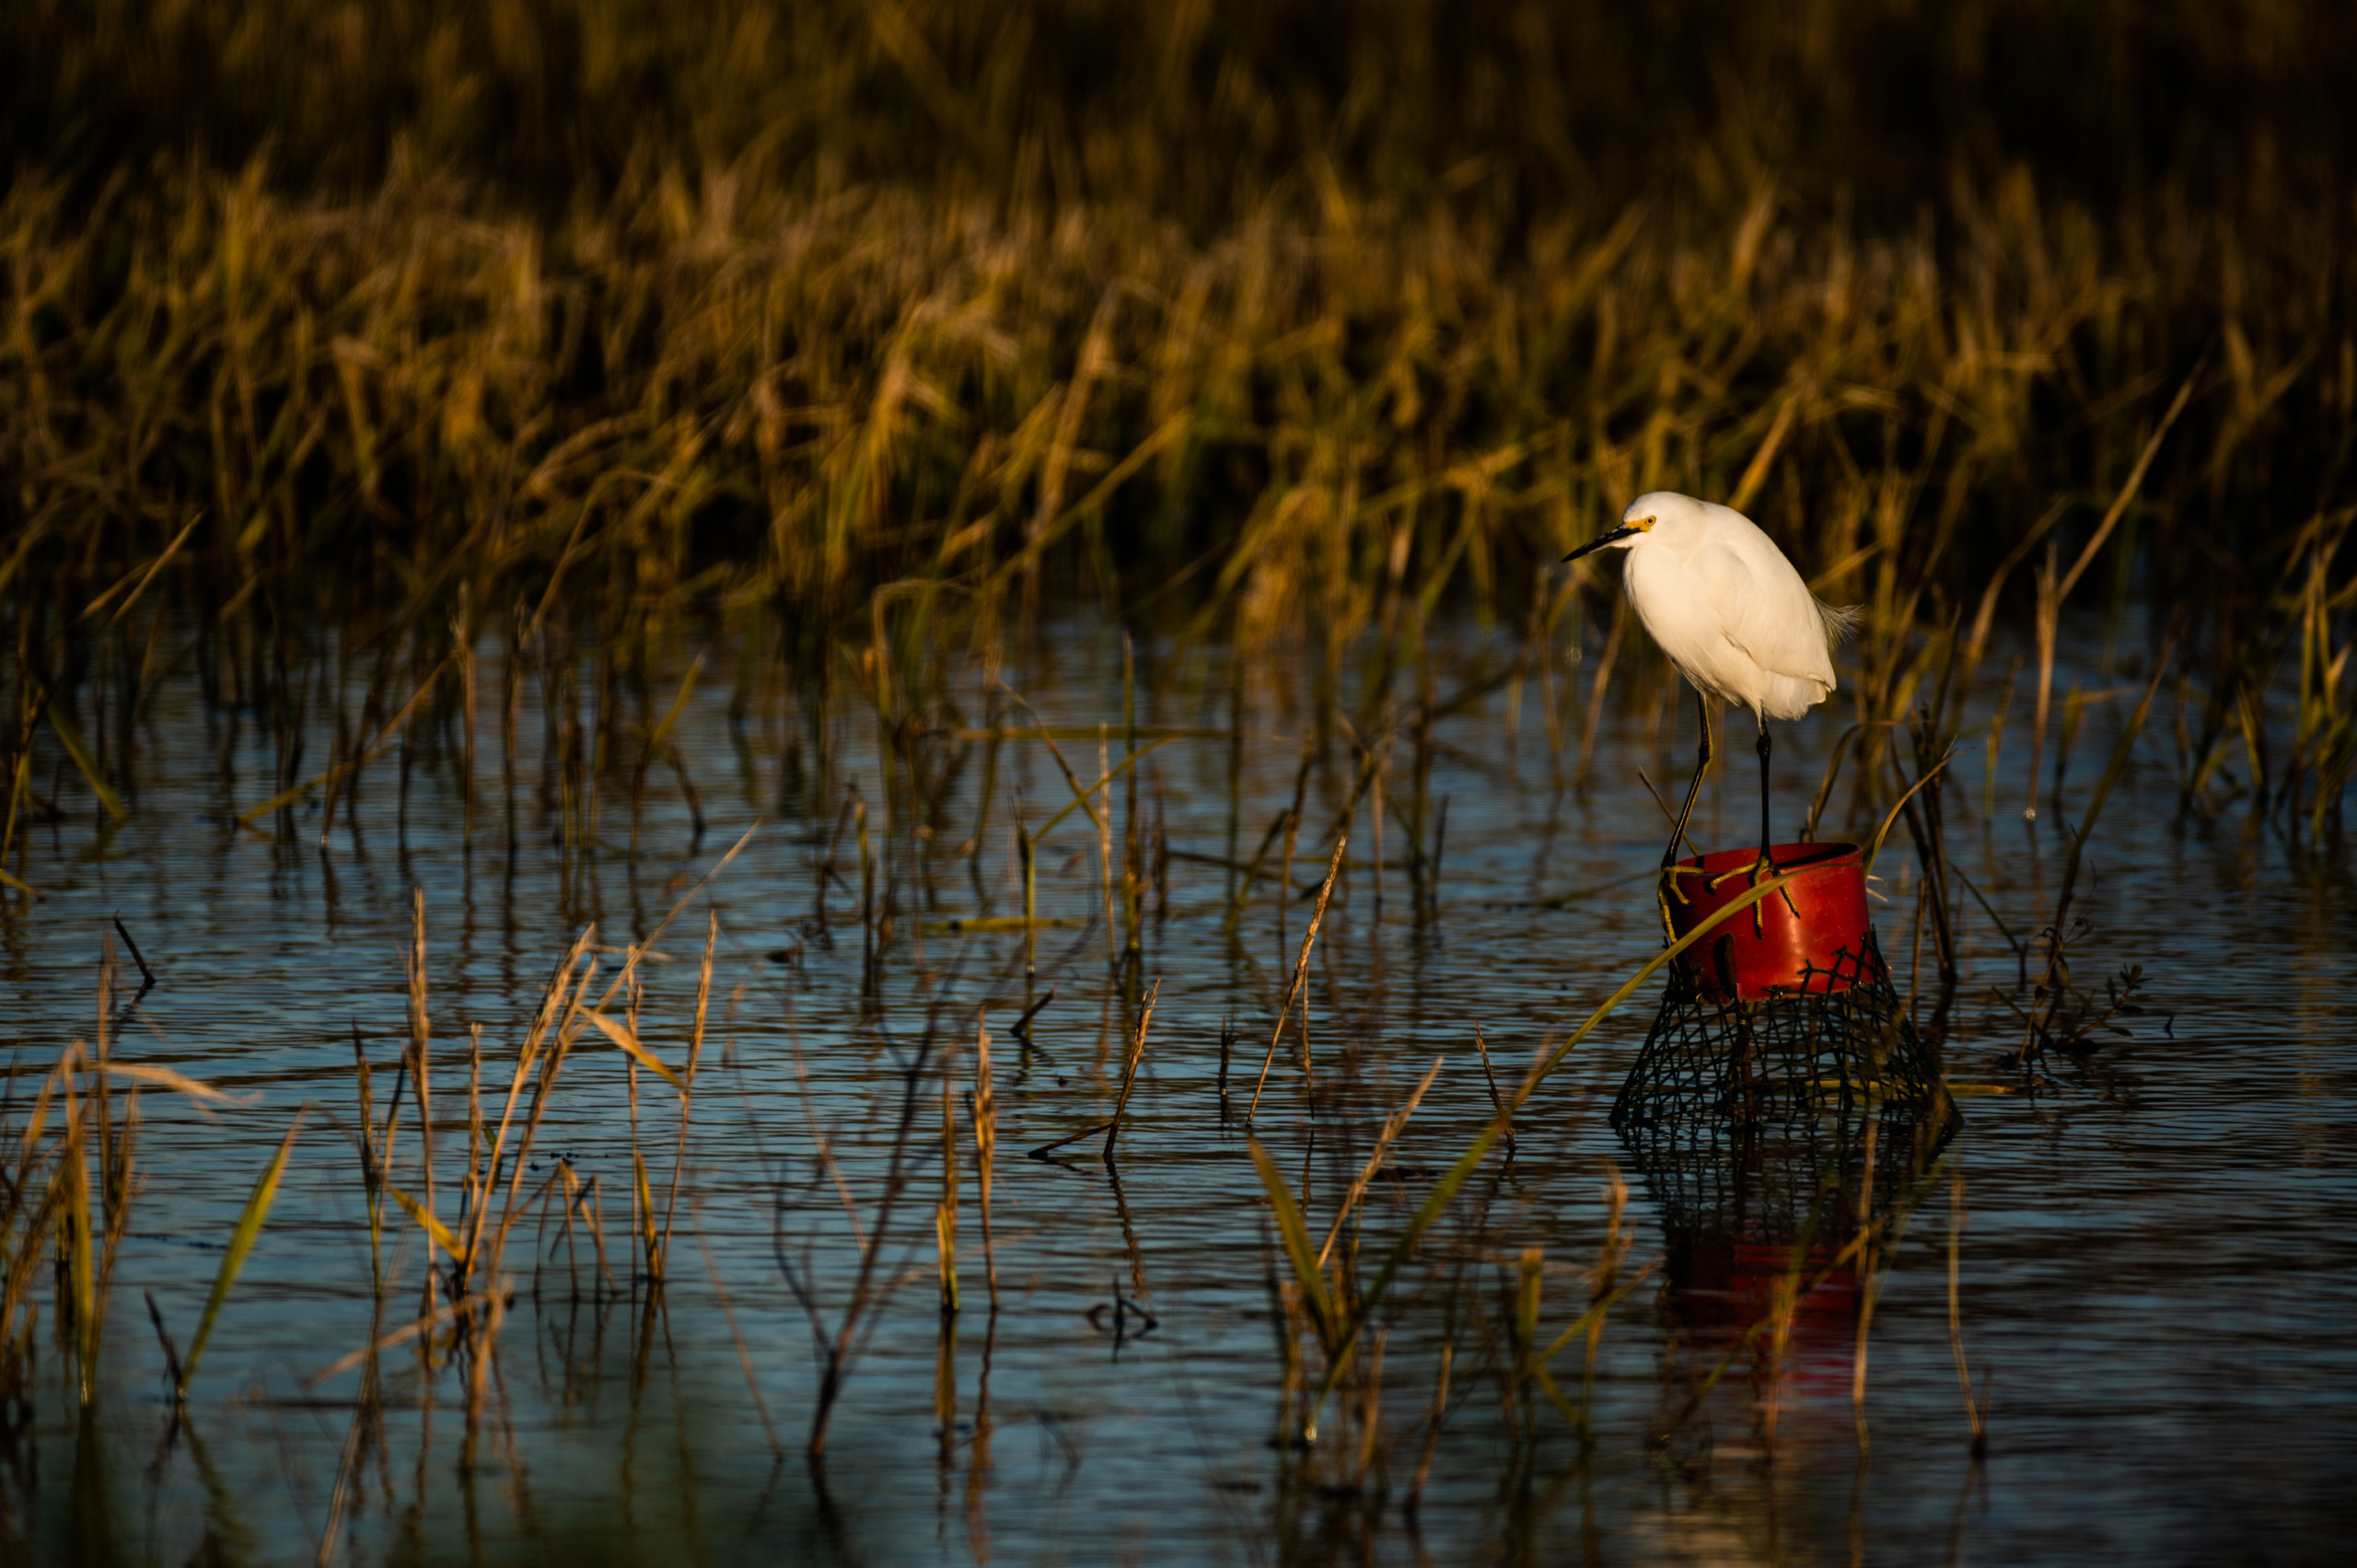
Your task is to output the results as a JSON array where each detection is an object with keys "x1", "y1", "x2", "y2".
[
  {"x1": 2, "y1": 0, "x2": 2351, "y2": 656},
  {"x1": 12, "y1": 0, "x2": 2347, "y2": 226}
]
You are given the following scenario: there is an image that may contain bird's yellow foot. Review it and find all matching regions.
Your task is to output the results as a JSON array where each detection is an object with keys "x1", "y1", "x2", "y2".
[
  {"x1": 1657, "y1": 863, "x2": 1712, "y2": 942},
  {"x1": 1708, "y1": 848, "x2": 1803, "y2": 932}
]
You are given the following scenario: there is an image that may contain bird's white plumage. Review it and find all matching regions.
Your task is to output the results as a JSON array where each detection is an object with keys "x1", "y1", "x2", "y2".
[{"x1": 1602, "y1": 492, "x2": 1847, "y2": 722}]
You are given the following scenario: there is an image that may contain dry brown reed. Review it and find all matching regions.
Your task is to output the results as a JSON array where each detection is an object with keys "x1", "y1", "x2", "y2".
[
  {"x1": 0, "y1": 628, "x2": 2089, "y2": 1540},
  {"x1": 0, "y1": 946, "x2": 274, "y2": 1423},
  {"x1": 0, "y1": 8, "x2": 2349, "y2": 1546},
  {"x1": 970, "y1": 1013, "x2": 999, "y2": 1311},
  {"x1": 4, "y1": 110, "x2": 2348, "y2": 770}
]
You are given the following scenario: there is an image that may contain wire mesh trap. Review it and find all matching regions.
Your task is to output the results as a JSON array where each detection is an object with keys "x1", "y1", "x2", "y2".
[{"x1": 1610, "y1": 929, "x2": 1957, "y2": 1132}]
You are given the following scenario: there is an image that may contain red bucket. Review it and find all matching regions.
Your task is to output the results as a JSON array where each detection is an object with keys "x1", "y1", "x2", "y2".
[{"x1": 1666, "y1": 842, "x2": 1875, "y2": 1002}]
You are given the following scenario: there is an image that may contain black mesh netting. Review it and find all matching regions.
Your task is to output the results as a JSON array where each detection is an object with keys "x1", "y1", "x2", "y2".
[
  {"x1": 1609, "y1": 929, "x2": 1956, "y2": 1132},
  {"x1": 1621, "y1": 1100, "x2": 1956, "y2": 1259}
]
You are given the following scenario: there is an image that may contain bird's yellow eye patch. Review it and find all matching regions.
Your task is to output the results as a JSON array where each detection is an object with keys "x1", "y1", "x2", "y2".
[{"x1": 1631, "y1": 515, "x2": 1656, "y2": 532}]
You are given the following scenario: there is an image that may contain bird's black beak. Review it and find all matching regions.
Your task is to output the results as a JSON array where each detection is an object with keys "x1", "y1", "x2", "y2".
[{"x1": 1562, "y1": 526, "x2": 1638, "y2": 563}]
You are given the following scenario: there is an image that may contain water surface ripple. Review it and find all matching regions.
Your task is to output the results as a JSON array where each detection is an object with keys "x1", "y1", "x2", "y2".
[{"x1": 4, "y1": 618, "x2": 2352, "y2": 1565}]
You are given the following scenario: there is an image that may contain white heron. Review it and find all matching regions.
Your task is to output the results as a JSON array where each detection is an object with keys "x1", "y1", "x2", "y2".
[{"x1": 1563, "y1": 490, "x2": 1857, "y2": 887}]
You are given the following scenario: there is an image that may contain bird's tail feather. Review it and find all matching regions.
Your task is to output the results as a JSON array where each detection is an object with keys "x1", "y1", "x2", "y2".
[{"x1": 1816, "y1": 598, "x2": 1864, "y2": 645}]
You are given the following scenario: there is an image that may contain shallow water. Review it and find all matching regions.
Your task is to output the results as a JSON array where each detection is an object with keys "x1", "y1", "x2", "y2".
[{"x1": 3, "y1": 613, "x2": 2353, "y2": 1565}]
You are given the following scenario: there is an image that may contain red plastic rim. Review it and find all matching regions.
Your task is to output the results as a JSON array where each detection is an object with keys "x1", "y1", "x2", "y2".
[{"x1": 1665, "y1": 842, "x2": 1875, "y2": 1001}]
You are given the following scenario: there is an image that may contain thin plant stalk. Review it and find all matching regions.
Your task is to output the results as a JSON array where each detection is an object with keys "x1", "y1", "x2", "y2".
[
  {"x1": 1101, "y1": 980, "x2": 1159, "y2": 1162},
  {"x1": 1248, "y1": 831, "x2": 1349, "y2": 1121},
  {"x1": 971, "y1": 1015, "x2": 1000, "y2": 1311}
]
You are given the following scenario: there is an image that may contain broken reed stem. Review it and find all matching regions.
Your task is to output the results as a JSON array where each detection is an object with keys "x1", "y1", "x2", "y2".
[
  {"x1": 657, "y1": 910, "x2": 716, "y2": 1279},
  {"x1": 352, "y1": 1026, "x2": 382, "y2": 1294},
  {"x1": 972, "y1": 1015, "x2": 999, "y2": 1311},
  {"x1": 407, "y1": 887, "x2": 436, "y2": 1295},
  {"x1": 1472, "y1": 1024, "x2": 1514, "y2": 1161},
  {"x1": 1248, "y1": 831, "x2": 1349, "y2": 1121},
  {"x1": 939, "y1": 1040, "x2": 960, "y2": 1317},
  {"x1": 92, "y1": 935, "x2": 120, "y2": 1330},
  {"x1": 854, "y1": 787, "x2": 873, "y2": 972},
  {"x1": 623, "y1": 948, "x2": 647, "y2": 1278},
  {"x1": 110, "y1": 912, "x2": 155, "y2": 988},
  {"x1": 1015, "y1": 788, "x2": 1037, "y2": 980},
  {"x1": 1102, "y1": 980, "x2": 1160, "y2": 1163},
  {"x1": 1215, "y1": 1012, "x2": 1234, "y2": 1109},
  {"x1": 1097, "y1": 726, "x2": 1118, "y2": 973},
  {"x1": 465, "y1": 1024, "x2": 483, "y2": 1230},
  {"x1": 57, "y1": 1043, "x2": 96, "y2": 1405}
]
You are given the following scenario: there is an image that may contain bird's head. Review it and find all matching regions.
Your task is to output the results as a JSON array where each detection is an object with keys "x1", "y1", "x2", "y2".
[{"x1": 1562, "y1": 492, "x2": 1692, "y2": 563}]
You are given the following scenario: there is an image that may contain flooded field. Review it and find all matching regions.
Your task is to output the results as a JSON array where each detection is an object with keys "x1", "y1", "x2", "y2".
[
  {"x1": 9, "y1": 3, "x2": 2357, "y2": 1562},
  {"x1": 2, "y1": 612, "x2": 2351, "y2": 1565}
]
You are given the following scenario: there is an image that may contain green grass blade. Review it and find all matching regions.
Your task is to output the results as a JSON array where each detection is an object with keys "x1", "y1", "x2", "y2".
[
  {"x1": 180, "y1": 1109, "x2": 306, "y2": 1395},
  {"x1": 387, "y1": 1180, "x2": 463, "y2": 1258},
  {"x1": 1247, "y1": 1137, "x2": 1334, "y2": 1351}
]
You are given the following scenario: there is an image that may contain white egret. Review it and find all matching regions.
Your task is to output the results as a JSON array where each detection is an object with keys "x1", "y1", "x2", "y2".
[{"x1": 1563, "y1": 490, "x2": 1857, "y2": 885}]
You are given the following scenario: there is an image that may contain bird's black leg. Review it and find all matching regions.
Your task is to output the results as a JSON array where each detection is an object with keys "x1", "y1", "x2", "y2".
[
  {"x1": 1755, "y1": 722, "x2": 1773, "y2": 867},
  {"x1": 1656, "y1": 690, "x2": 1713, "y2": 942},
  {"x1": 1720, "y1": 718, "x2": 1802, "y2": 926},
  {"x1": 1661, "y1": 688, "x2": 1713, "y2": 871}
]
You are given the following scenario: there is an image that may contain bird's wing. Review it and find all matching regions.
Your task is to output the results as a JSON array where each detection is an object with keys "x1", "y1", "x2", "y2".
[{"x1": 1689, "y1": 540, "x2": 1837, "y2": 688}]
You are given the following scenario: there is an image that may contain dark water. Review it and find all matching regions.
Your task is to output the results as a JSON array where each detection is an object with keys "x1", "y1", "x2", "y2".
[{"x1": 4, "y1": 615, "x2": 2353, "y2": 1565}]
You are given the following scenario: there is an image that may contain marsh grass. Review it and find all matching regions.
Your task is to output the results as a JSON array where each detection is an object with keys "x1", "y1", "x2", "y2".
[
  {"x1": 9, "y1": 216, "x2": 2346, "y2": 936},
  {"x1": 6, "y1": 5, "x2": 2355, "y2": 830},
  {"x1": 0, "y1": 587, "x2": 2273, "y2": 1557},
  {"x1": 0, "y1": 3, "x2": 2351, "y2": 1557}
]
